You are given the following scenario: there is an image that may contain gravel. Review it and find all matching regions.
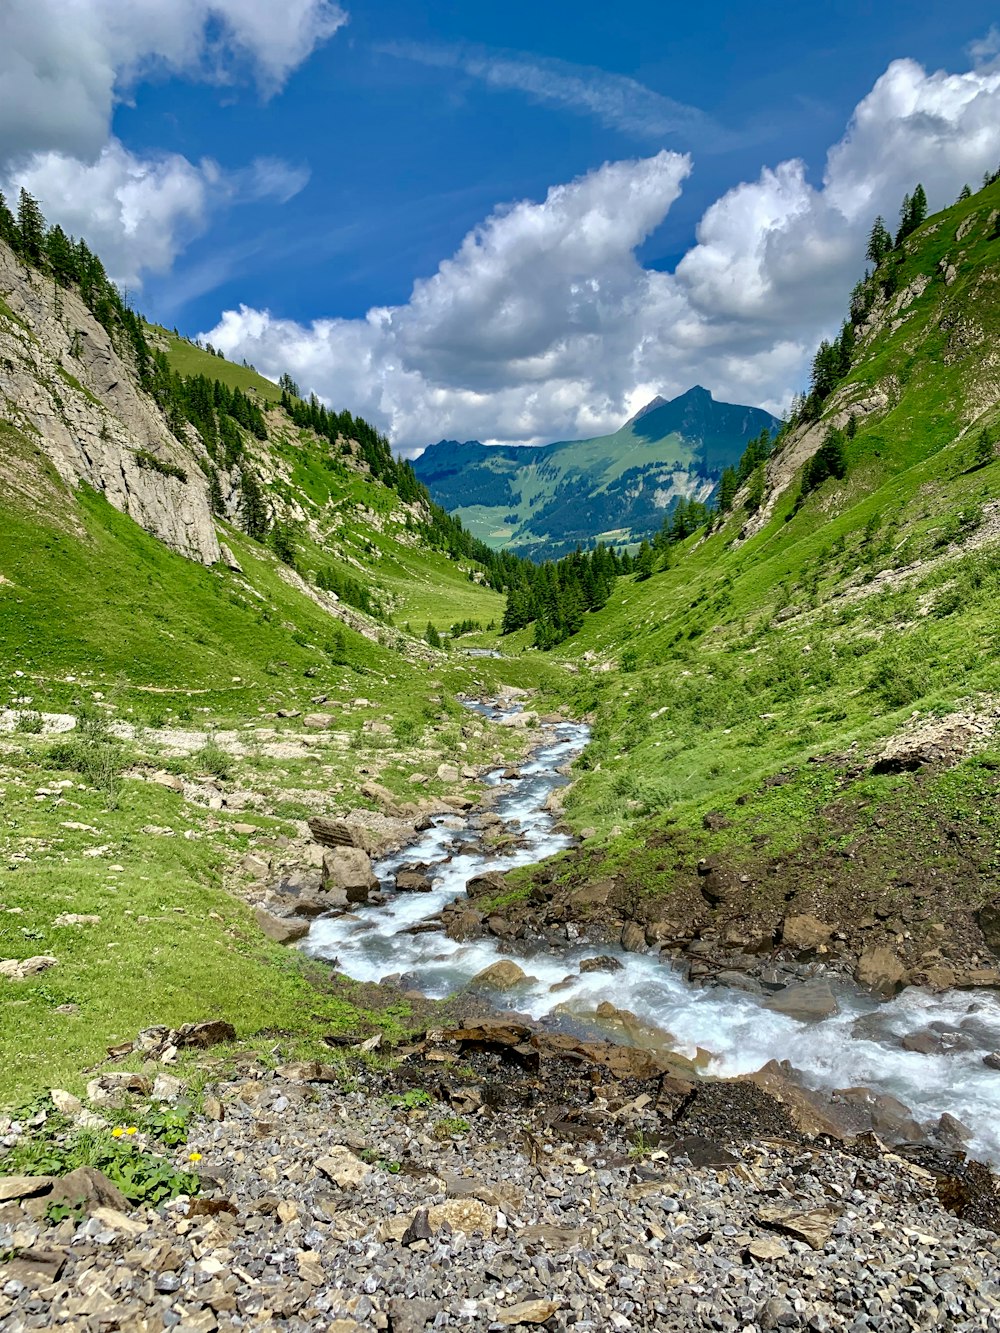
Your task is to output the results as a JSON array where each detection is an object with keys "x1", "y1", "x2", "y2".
[{"x1": 3, "y1": 1057, "x2": 1000, "y2": 1332}]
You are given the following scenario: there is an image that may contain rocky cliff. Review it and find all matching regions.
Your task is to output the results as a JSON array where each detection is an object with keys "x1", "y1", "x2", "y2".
[{"x1": 0, "y1": 241, "x2": 220, "y2": 565}]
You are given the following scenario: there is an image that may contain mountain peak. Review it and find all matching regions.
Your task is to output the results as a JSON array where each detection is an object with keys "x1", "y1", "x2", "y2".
[{"x1": 624, "y1": 385, "x2": 714, "y2": 428}]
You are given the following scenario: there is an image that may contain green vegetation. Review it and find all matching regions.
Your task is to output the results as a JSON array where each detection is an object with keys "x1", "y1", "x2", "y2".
[{"x1": 413, "y1": 386, "x2": 779, "y2": 558}]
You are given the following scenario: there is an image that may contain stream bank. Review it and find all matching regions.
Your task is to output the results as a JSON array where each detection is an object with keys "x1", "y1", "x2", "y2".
[{"x1": 304, "y1": 703, "x2": 1000, "y2": 1166}]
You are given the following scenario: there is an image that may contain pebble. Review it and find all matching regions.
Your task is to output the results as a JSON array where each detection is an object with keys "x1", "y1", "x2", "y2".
[{"x1": 3, "y1": 1064, "x2": 1000, "y2": 1332}]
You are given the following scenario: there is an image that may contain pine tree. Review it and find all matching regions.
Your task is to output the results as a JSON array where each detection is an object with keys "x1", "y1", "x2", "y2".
[
  {"x1": 717, "y1": 466, "x2": 738, "y2": 513},
  {"x1": 424, "y1": 622, "x2": 442, "y2": 649},
  {"x1": 634, "y1": 540, "x2": 654, "y2": 581},
  {"x1": 958, "y1": 184, "x2": 972, "y2": 202},
  {"x1": 238, "y1": 468, "x2": 270, "y2": 540},
  {"x1": 16, "y1": 188, "x2": 46, "y2": 265},
  {"x1": 0, "y1": 190, "x2": 17, "y2": 251},
  {"x1": 974, "y1": 428, "x2": 995, "y2": 468},
  {"x1": 865, "y1": 216, "x2": 892, "y2": 267},
  {"x1": 745, "y1": 464, "x2": 766, "y2": 515}
]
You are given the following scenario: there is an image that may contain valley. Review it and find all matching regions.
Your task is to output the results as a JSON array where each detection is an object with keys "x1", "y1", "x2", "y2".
[{"x1": 1, "y1": 157, "x2": 1000, "y2": 1333}]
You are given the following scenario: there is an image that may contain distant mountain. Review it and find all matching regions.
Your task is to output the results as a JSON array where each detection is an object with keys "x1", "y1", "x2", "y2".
[{"x1": 413, "y1": 386, "x2": 780, "y2": 557}]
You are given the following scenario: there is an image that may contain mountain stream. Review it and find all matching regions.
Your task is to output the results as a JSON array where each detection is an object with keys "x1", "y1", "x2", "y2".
[{"x1": 307, "y1": 704, "x2": 1000, "y2": 1163}]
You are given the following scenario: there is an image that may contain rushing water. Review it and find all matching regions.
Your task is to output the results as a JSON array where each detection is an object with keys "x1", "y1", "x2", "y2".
[{"x1": 306, "y1": 704, "x2": 1000, "y2": 1162}]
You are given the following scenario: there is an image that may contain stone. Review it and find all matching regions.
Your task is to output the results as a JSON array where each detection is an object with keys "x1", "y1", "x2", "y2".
[
  {"x1": 308, "y1": 816, "x2": 369, "y2": 849},
  {"x1": 303, "y1": 713, "x2": 334, "y2": 729},
  {"x1": 1, "y1": 1246, "x2": 67, "y2": 1285},
  {"x1": 316, "y1": 1146, "x2": 369, "y2": 1189},
  {"x1": 855, "y1": 945, "x2": 908, "y2": 997},
  {"x1": 0, "y1": 955, "x2": 57, "y2": 981},
  {"x1": 436, "y1": 763, "x2": 460, "y2": 783},
  {"x1": 497, "y1": 1299, "x2": 561, "y2": 1325},
  {"x1": 781, "y1": 913, "x2": 834, "y2": 951},
  {"x1": 763, "y1": 979, "x2": 840, "y2": 1021},
  {"x1": 151, "y1": 1073, "x2": 186, "y2": 1102},
  {"x1": 218, "y1": 543, "x2": 242, "y2": 573},
  {"x1": 444, "y1": 909, "x2": 483, "y2": 941},
  {"x1": 579, "y1": 954, "x2": 623, "y2": 973},
  {"x1": 0, "y1": 1175, "x2": 53, "y2": 1202},
  {"x1": 465, "y1": 871, "x2": 509, "y2": 899},
  {"x1": 53, "y1": 913, "x2": 101, "y2": 926},
  {"x1": 467, "y1": 960, "x2": 533, "y2": 992},
  {"x1": 756, "y1": 1204, "x2": 839, "y2": 1250},
  {"x1": 255, "y1": 908, "x2": 310, "y2": 944},
  {"x1": 49, "y1": 1089, "x2": 82, "y2": 1117},
  {"x1": 48, "y1": 1166, "x2": 128, "y2": 1213},
  {"x1": 175, "y1": 1020, "x2": 237, "y2": 1048},
  {"x1": 322, "y1": 846, "x2": 378, "y2": 902},
  {"x1": 151, "y1": 769, "x2": 184, "y2": 791},
  {"x1": 831, "y1": 1087, "x2": 923, "y2": 1143},
  {"x1": 425, "y1": 1197, "x2": 496, "y2": 1236},
  {"x1": 86, "y1": 1072, "x2": 151, "y2": 1106},
  {"x1": 395, "y1": 871, "x2": 432, "y2": 893},
  {"x1": 746, "y1": 1236, "x2": 790, "y2": 1262},
  {"x1": 620, "y1": 923, "x2": 647, "y2": 953},
  {"x1": 386, "y1": 1296, "x2": 438, "y2": 1333}
]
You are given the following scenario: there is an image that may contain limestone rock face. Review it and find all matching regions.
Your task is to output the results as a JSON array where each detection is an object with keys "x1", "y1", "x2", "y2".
[{"x1": 0, "y1": 241, "x2": 220, "y2": 565}]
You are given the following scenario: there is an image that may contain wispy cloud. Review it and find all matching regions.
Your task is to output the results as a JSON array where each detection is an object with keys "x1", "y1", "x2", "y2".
[
  {"x1": 969, "y1": 25, "x2": 1000, "y2": 68},
  {"x1": 378, "y1": 41, "x2": 725, "y2": 147}
]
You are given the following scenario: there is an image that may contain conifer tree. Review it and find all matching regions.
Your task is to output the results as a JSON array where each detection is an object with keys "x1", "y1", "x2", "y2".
[
  {"x1": 634, "y1": 540, "x2": 654, "y2": 581},
  {"x1": 865, "y1": 216, "x2": 892, "y2": 266},
  {"x1": 717, "y1": 466, "x2": 738, "y2": 513},
  {"x1": 958, "y1": 184, "x2": 972, "y2": 202},
  {"x1": 16, "y1": 188, "x2": 45, "y2": 265},
  {"x1": 974, "y1": 428, "x2": 995, "y2": 468},
  {"x1": 0, "y1": 190, "x2": 17, "y2": 251}
]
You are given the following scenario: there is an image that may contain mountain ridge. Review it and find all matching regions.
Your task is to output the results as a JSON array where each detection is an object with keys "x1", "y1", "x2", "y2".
[{"x1": 413, "y1": 385, "x2": 780, "y2": 558}]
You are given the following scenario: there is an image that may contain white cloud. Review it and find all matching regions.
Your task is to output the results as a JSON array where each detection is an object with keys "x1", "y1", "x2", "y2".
[
  {"x1": 196, "y1": 54, "x2": 1000, "y2": 452},
  {"x1": 379, "y1": 42, "x2": 717, "y2": 144},
  {"x1": 0, "y1": 0, "x2": 346, "y2": 164},
  {"x1": 5, "y1": 141, "x2": 309, "y2": 288},
  {"x1": 201, "y1": 52, "x2": 1000, "y2": 452},
  {"x1": 0, "y1": 0, "x2": 326, "y2": 288}
]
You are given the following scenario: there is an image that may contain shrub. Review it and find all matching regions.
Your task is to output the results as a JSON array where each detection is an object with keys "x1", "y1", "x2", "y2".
[{"x1": 47, "y1": 705, "x2": 124, "y2": 804}]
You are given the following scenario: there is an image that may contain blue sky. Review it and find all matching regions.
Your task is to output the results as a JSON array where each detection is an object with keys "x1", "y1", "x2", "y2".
[{"x1": 4, "y1": 1, "x2": 1000, "y2": 448}]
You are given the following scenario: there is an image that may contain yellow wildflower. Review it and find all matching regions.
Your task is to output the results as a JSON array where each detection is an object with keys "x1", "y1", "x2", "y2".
[
  {"x1": 188, "y1": 1151, "x2": 203, "y2": 1163},
  {"x1": 111, "y1": 1127, "x2": 125, "y2": 1138},
  {"x1": 125, "y1": 1126, "x2": 137, "y2": 1136}
]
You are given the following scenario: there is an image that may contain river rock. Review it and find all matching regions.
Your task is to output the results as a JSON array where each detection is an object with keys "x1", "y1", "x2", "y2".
[
  {"x1": 782, "y1": 913, "x2": 834, "y2": 951},
  {"x1": 763, "y1": 978, "x2": 840, "y2": 1021},
  {"x1": 395, "y1": 871, "x2": 433, "y2": 892},
  {"x1": 579, "y1": 955, "x2": 623, "y2": 973},
  {"x1": 467, "y1": 960, "x2": 534, "y2": 992},
  {"x1": 322, "y1": 846, "x2": 378, "y2": 902},
  {"x1": 855, "y1": 945, "x2": 908, "y2": 996},
  {"x1": 831, "y1": 1086, "x2": 923, "y2": 1143},
  {"x1": 466, "y1": 870, "x2": 508, "y2": 899},
  {"x1": 436, "y1": 763, "x2": 460, "y2": 783},
  {"x1": 621, "y1": 923, "x2": 647, "y2": 953},
  {"x1": 255, "y1": 907, "x2": 310, "y2": 944},
  {"x1": 444, "y1": 909, "x2": 484, "y2": 941}
]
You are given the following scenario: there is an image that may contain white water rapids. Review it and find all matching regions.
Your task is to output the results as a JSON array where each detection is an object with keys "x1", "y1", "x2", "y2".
[{"x1": 306, "y1": 705, "x2": 1000, "y2": 1162}]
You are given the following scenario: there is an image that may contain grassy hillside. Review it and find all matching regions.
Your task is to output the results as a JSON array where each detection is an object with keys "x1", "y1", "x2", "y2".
[
  {"x1": 414, "y1": 387, "x2": 778, "y2": 558},
  {"x1": 498, "y1": 183, "x2": 1000, "y2": 966},
  {"x1": 147, "y1": 324, "x2": 283, "y2": 404}
]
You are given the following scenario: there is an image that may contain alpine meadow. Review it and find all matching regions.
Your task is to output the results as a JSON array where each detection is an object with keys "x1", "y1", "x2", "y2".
[{"x1": 2, "y1": 6, "x2": 1000, "y2": 1331}]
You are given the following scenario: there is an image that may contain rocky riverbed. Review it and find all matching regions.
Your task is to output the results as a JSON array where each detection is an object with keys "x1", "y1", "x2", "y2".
[{"x1": 3, "y1": 1035, "x2": 1000, "y2": 1333}]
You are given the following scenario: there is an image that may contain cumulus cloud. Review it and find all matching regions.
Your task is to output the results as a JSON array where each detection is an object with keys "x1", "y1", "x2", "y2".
[
  {"x1": 0, "y1": 0, "x2": 328, "y2": 287},
  {"x1": 379, "y1": 42, "x2": 718, "y2": 145},
  {"x1": 0, "y1": 0, "x2": 346, "y2": 163},
  {"x1": 4, "y1": 141, "x2": 309, "y2": 288},
  {"x1": 195, "y1": 54, "x2": 1000, "y2": 451}
]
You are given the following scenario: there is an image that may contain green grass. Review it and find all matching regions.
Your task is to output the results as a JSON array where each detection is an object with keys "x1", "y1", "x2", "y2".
[{"x1": 148, "y1": 324, "x2": 283, "y2": 403}]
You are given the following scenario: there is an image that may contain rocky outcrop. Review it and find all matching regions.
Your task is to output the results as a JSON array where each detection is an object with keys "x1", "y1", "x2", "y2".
[{"x1": 0, "y1": 242, "x2": 220, "y2": 564}]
